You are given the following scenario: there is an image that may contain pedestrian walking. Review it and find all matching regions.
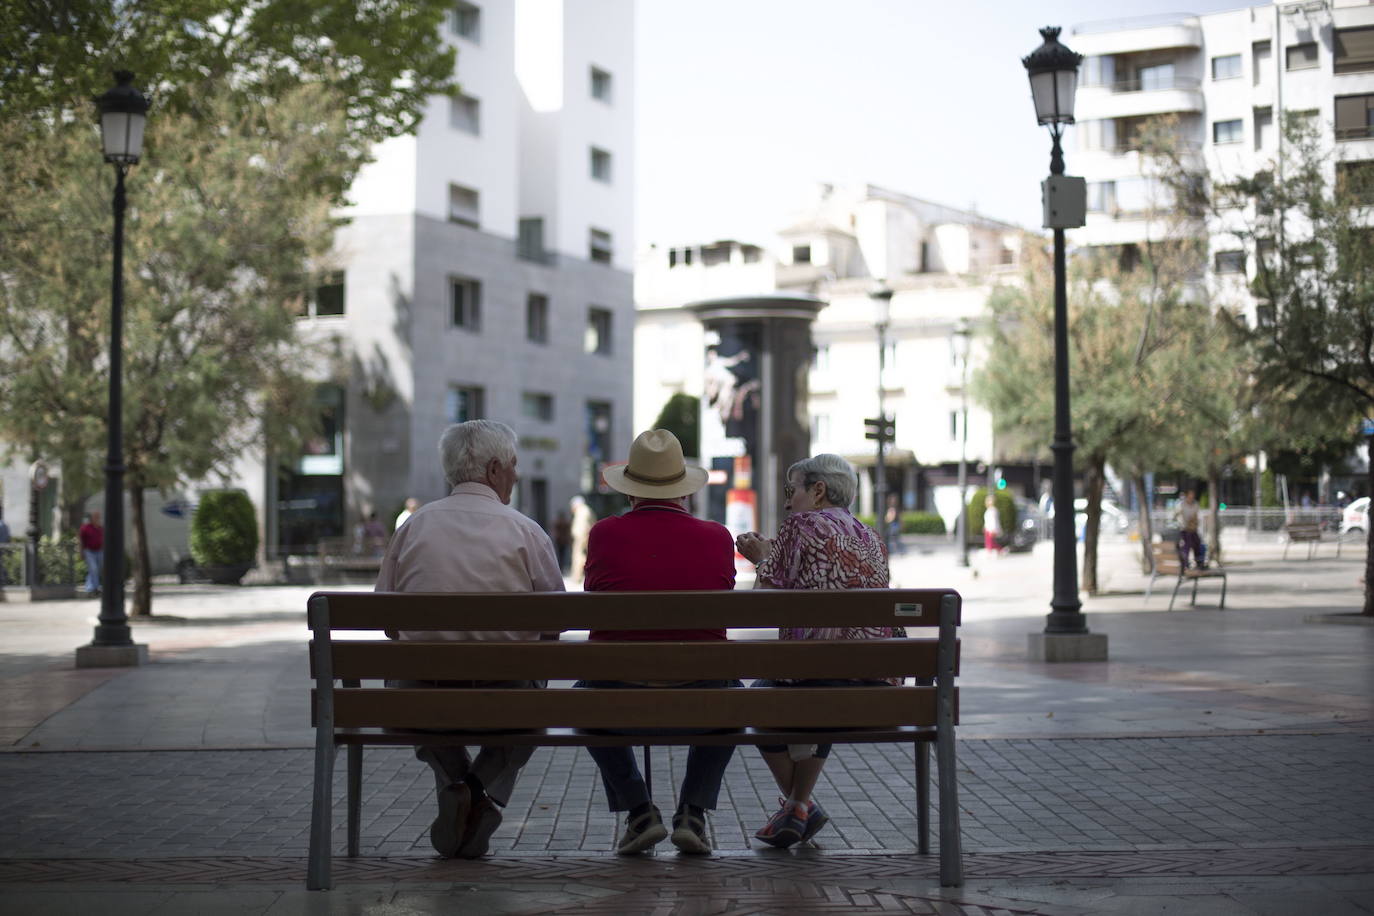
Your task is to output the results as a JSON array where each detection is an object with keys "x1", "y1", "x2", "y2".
[{"x1": 79, "y1": 511, "x2": 104, "y2": 597}]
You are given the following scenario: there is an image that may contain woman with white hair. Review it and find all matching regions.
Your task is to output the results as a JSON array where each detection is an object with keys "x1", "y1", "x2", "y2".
[{"x1": 734, "y1": 452, "x2": 898, "y2": 849}]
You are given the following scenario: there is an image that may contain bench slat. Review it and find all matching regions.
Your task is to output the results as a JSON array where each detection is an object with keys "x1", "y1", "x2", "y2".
[
  {"x1": 310, "y1": 588, "x2": 956, "y2": 631},
  {"x1": 326, "y1": 686, "x2": 944, "y2": 729},
  {"x1": 333, "y1": 725, "x2": 941, "y2": 748},
  {"x1": 320, "y1": 638, "x2": 952, "y2": 681}
]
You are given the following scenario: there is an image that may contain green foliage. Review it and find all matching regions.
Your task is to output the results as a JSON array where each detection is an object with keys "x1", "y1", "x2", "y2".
[
  {"x1": 190, "y1": 490, "x2": 258, "y2": 566},
  {"x1": 854, "y1": 511, "x2": 946, "y2": 535},
  {"x1": 652, "y1": 393, "x2": 700, "y2": 458},
  {"x1": 1260, "y1": 468, "x2": 1278, "y2": 507},
  {"x1": 0, "y1": 0, "x2": 457, "y2": 203},
  {"x1": 965, "y1": 487, "x2": 1014, "y2": 543}
]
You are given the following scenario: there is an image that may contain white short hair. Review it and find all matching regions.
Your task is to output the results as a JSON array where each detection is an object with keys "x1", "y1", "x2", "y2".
[
  {"x1": 787, "y1": 453, "x2": 858, "y2": 508},
  {"x1": 439, "y1": 420, "x2": 517, "y2": 488}
]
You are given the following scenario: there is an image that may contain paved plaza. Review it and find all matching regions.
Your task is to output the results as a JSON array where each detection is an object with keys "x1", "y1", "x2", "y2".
[{"x1": 0, "y1": 537, "x2": 1371, "y2": 914}]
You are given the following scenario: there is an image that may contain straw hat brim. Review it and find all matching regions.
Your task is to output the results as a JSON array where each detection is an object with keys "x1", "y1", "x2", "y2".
[{"x1": 602, "y1": 463, "x2": 709, "y2": 499}]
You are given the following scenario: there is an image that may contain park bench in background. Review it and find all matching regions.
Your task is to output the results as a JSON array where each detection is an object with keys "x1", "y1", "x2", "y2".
[
  {"x1": 306, "y1": 588, "x2": 963, "y2": 890},
  {"x1": 1282, "y1": 522, "x2": 1323, "y2": 560},
  {"x1": 1146, "y1": 541, "x2": 1227, "y2": 611}
]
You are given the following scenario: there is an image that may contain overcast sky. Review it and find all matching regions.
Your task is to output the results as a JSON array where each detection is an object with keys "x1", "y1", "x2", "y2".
[{"x1": 634, "y1": 0, "x2": 1251, "y2": 247}]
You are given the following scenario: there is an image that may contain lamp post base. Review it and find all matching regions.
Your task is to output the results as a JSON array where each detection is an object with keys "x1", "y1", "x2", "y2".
[
  {"x1": 1028, "y1": 631, "x2": 1108, "y2": 663},
  {"x1": 75, "y1": 643, "x2": 148, "y2": 668}
]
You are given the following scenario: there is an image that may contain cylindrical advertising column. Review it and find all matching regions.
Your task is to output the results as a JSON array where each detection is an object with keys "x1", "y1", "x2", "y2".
[{"x1": 689, "y1": 295, "x2": 825, "y2": 564}]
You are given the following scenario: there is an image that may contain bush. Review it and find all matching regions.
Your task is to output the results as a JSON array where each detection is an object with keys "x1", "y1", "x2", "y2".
[
  {"x1": 965, "y1": 487, "x2": 1015, "y2": 544},
  {"x1": 853, "y1": 511, "x2": 946, "y2": 535},
  {"x1": 190, "y1": 490, "x2": 259, "y2": 566}
]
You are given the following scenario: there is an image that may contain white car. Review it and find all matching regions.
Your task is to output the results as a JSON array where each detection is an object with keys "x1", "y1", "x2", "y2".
[{"x1": 1341, "y1": 497, "x2": 1369, "y2": 536}]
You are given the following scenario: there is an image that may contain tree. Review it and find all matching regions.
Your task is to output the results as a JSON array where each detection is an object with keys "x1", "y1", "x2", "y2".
[
  {"x1": 653, "y1": 393, "x2": 701, "y2": 458},
  {"x1": 0, "y1": 1, "x2": 457, "y2": 615},
  {"x1": 1152, "y1": 118, "x2": 1372, "y2": 613},
  {"x1": 0, "y1": 83, "x2": 343, "y2": 614},
  {"x1": 976, "y1": 241, "x2": 1205, "y2": 593}
]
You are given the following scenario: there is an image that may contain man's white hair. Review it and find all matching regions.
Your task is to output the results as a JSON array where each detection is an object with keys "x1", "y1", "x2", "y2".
[{"x1": 439, "y1": 420, "x2": 517, "y2": 488}]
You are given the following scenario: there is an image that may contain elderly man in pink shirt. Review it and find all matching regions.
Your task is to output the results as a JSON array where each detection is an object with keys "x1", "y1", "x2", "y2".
[{"x1": 376, "y1": 419, "x2": 564, "y2": 859}]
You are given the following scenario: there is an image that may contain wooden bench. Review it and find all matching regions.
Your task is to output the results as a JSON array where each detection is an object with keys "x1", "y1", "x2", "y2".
[
  {"x1": 1145, "y1": 541, "x2": 1227, "y2": 611},
  {"x1": 306, "y1": 588, "x2": 963, "y2": 890},
  {"x1": 1282, "y1": 522, "x2": 1322, "y2": 560}
]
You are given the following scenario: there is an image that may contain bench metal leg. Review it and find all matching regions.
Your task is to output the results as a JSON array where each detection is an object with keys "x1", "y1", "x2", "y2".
[
  {"x1": 1168, "y1": 577, "x2": 1183, "y2": 612},
  {"x1": 935, "y1": 725, "x2": 962, "y2": 886},
  {"x1": 1190, "y1": 576, "x2": 1200, "y2": 607},
  {"x1": 915, "y1": 741, "x2": 930, "y2": 855},
  {"x1": 307, "y1": 739, "x2": 337, "y2": 890},
  {"x1": 1219, "y1": 574, "x2": 1227, "y2": 609},
  {"x1": 1144, "y1": 572, "x2": 1155, "y2": 602},
  {"x1": 642, "y1": 746, "x2": 652, "y2": 803},
  {"x1": 347, "y1": 745, "x2": 362, "y2": 858}
]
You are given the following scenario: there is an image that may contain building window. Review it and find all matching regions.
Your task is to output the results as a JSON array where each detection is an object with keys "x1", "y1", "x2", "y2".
[
  {"x1": 585, "y1": 307, "x2": 612, "y2": 355},
  {"x1": 589, "y1": 228, "x2": 612, "y2": 264},
  {"x1": 1337, "y1": 161, "x2": 1374, "y2": 205},
  {"x1": 449, "y1": 92, "x2": 480, "y2": 134},
  {"x1": 446, "y1": 385, "x2": 484, "y2": 423},
  {"x1": 812, "y1": 344, "x2": 830, "y2": 371},
  {"x1": 590, "y1": 65, "x2": 612, "y2": 102},
  {"x1": 1335, "y1": 26, "x2": 1374, "y2": 74},
  {"x1": 309, "y1": 271, "x2": 345, "y2": 317},
  {"x1": 590, "y1": 147, "x2": 612, "y2": 182},
  {"x1": 1087, "y1": 180, "x2": 1115, "y2": 213},
  {"x1": 526, "y1": 292, "x2": 549, "y2": 343},
  {"x1": 1213, "y1": 119, "x2": 1243, "y2": 145},
  {"x1": 1286, "y1": 42, "x2": 1318, "y2": 71},
  {"x1": 1212, "y1": 54, "x2": 1242, "y2": 80},
  {"x1": 792, "y1": 244, "x2": 812, "y2": 264},
  {"x1": 1335, "y1": 93, "x2": 1374, "y2": 141},
  {"x1": 450, "y1": 2, "x2": 480, "y2": 41},
  {"x1": 522, "y1": 392, "x2": 555, "y2": 422},
  {"x1": 1253, "y1": 40, "x2": 1271, "y2": 86},
  {"x1": 811, "y1": 414, "x2": 830, "y2": 444},
  {"x1": 1137, "y1": 62, "x2": 1174, "y2": 91},
  {"x1": 448, "y1": 183, "x2": 479, "y2": 228},
  {"x1": 1214, "y1": 250, "x2": 1246, "y2": 274},
  {"x1": 450, "y1": 276, "x2": 481, "y2": 330},
  {"x1": 1254, "y1": 106, "x2": 1273, "y2": 150}
]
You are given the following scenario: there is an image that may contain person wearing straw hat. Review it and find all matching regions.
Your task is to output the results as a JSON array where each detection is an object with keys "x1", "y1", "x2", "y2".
[{"x1": 579, "y1": 428, "x2": 737, "y2": 856}]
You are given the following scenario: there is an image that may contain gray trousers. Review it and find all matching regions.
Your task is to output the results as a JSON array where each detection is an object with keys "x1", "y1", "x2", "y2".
[{"x1": 388, "y1": 679, "x2": 542, "y2": 807}]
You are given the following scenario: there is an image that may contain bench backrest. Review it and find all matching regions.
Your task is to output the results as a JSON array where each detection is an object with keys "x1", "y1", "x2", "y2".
[
  {"x1": 308, "y1": 589, "x2": 960, "y2": 732},
  {"x1": 1285, "y1": 522, "x2": 1321, "y2": 540}
]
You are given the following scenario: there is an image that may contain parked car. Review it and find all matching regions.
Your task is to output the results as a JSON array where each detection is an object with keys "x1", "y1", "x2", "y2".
[
  {"x1": 1342, "y1": 497, "x2": 1369, "y2": 537},
  {"x1": 1048, "y1": 498, "x2": 1130, "y2": 537},
  {"x1": 1008, "y1": 497, "x2": 1044, "y2": 552}
]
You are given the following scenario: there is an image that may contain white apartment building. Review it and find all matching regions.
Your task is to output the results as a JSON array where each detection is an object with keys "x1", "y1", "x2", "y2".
[
  {"x1": 1070, "y1": 0, "x2": 1374, "y2": 320},
  {"x1": 636, "y1": 183, "x2": 1029, "y2": 530},
  {"x1": 273, "y1": 0, "x2": 636, "y2": 552}
]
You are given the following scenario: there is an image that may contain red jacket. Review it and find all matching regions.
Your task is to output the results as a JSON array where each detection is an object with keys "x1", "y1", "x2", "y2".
[
  {"x1": 584, "y1": 500, "x2": 735, "y2": 641},
  {"x1": 79, "y1": 523, "x2": 103, "y2": 551}
]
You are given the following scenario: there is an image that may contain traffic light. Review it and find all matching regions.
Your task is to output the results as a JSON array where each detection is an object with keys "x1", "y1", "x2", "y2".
[{"x1": 864, "y1": 416, "x2": 896, "y2": 441}]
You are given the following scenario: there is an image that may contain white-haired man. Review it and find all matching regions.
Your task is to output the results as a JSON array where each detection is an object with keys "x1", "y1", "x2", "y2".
[{"x1": 376, "y1": 419, "x2": 564, "y2": 859}]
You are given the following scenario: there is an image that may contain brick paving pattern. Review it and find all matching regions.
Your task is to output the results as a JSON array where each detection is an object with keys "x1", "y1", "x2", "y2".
[{"x1": 3, "y1": 734, "x2": 1370, "y2": 860}]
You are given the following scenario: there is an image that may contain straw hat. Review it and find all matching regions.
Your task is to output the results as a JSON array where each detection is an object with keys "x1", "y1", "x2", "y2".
[{"x1": 602, "y1": 429, "x2": 708, "y2": 499}]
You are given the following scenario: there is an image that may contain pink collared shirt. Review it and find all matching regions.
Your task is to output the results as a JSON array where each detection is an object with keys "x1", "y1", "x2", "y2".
[{"x1": 375, "y1": 481, "x2": 565, "y2": 641}]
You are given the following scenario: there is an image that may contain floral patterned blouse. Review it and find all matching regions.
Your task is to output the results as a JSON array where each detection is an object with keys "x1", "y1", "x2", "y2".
[{"x1": 755, "y1": 506, "x2": 904, "y2": 685}]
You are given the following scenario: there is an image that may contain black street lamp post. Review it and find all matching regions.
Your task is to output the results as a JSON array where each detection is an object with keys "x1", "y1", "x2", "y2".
[
  {"x1": 870, "y1": 283, "x2": 893, "y2": 555},
  {"x1": 1022, "y1": 29, "x2": 1107, "y2": 661},
  {"x1": 952, "y1": 320, "x2": 971, "y2": 568},
  {"x1": 78, "y1": 71, "x2": 150, "y2": 668}
]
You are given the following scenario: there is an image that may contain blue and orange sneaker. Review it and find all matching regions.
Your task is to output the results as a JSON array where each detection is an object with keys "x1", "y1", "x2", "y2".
[
  {"x1": 801, "y1": 800, "x2": 829, "y2": 842},
  {"x1": 754, "y1": 798, "x2": 809, "y2": 848}
]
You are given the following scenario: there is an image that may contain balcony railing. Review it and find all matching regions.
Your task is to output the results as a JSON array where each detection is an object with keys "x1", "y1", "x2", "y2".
[
  {"x1": 1082, "y1": 75, "x2": 1201, "y2": 94},
  {"x1": 1336, "y1": 124, "x2": 1374, "y2": 141}
]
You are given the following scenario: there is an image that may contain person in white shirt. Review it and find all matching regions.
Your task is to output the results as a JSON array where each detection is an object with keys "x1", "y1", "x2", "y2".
[
  {"x1": 376, "y1": 420, "x2": 564, "y2": 858},
  {"x1": 393, "y1": 497, "x2": 419, "y2": 532}
]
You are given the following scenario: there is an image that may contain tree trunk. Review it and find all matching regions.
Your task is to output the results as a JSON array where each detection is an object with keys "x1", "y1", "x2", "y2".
[
  {"x1": 1207, "y1": 470, "x2": 1223, "y2": 566},
  {"x1": 1134, "y1": 475, "x2": 1154, "y2": 573},
  {"x1": 1082, "y1": 454, "x2": 1105, "y2": 595},
  {"x1": 1366, "y1": 433, "x2": 1373, "y2": 616},
  {"x1": 127, "y1": 480, "x2": 153, "y2": 617}
]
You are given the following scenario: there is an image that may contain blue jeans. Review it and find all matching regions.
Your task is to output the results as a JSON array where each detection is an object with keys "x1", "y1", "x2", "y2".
[
  {"x1": 82, "y1": 549, "x2": 102, "y2": 593},
  {"x1": 575, "y1": 679, "x2": 740, "y2": 812}
]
